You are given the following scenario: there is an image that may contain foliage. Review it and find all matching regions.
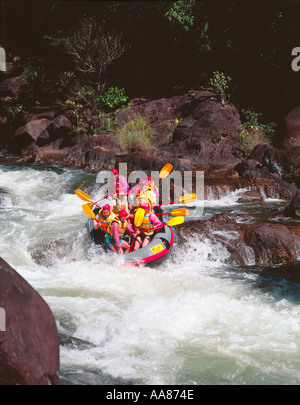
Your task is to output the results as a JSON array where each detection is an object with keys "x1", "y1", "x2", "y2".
[
  {"x1": 96, "y1": 87, "x2": 129, "y2": 111},
  {"x1": 165, "y1": 0, "x2": 196, "y2": 31},
  {"x1": 208, "y1": 71, "x2": 232, "y2": 105},
  {"x1": 115, "y1": 114, "x2": 155, "y2": 152},
  {"x1": 237, "y1": 109, "x2": 276, "y2": 156}
]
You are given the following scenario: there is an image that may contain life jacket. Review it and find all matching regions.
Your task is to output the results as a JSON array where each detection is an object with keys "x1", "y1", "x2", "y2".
[
  {"x1": 107, "y1": 217, "x2": 128, "y2": 240},
  {"x1": 97, "y1": 209, "x2": 115, "y2": 232},
  {"x1": 137, "y1": 191, "x2": 153, "y2": 211},
  {"x1": 148, "y1": 182, "x2": 159, "y2": 200},
  {"x1": 112, "y1": 198, "x2": 128, "y2": 216},
  {"x1": 138, "y1": 213, "x2": 154, "y2": 236}
]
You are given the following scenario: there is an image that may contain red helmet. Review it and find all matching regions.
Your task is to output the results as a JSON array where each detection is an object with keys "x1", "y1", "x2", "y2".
[
  {"x1": 141, "y1": 203, "x2": 150, "y2": 210},
  {"x1": 118, "y1": 210, "x2": 128, "y2": 218},
  {"x1": 140, "y1": 179, "x2": 147, "y2": 186},
  {"x1": 102, "y1": 204, "x2": 110, "y2": 210},
  {"x1": 111, "y1": 169, "x2": 118, "y2": 174},
  {"x1": 147, "y1": 176, "x2": 152, "y2": 181}
]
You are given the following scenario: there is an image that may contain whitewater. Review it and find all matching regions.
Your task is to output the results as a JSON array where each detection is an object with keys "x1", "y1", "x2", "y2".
[{"x1": 1, "y1": 162, "x2": 300, "y2": 385}]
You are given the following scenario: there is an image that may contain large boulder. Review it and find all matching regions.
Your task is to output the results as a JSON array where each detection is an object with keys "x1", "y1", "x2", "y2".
[
  {"x1": 0, "y1": 257, "x2": 59, "y2": 385},
  {"x1": 283, "y1": 106, "x2": 300, "y2": 149},
  {"x1": 13, "y1": 118, "x2": 51, "y2": 150}
]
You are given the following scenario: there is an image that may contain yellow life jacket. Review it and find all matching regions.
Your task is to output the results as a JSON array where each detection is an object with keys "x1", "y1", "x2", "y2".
[
  {"x1": 137, "y1": 191, "x2": 153, "y2": 211},
  {"x1": 97, "y1": 209, "x2": 115, "y2": 232},
  {"x1": 107, "y1": 217, "x2": 128, "y2": 240},
  {"x1": 138, "y1": 213, "x2": 154, "y2": 236},
  {"x1": 148, "y1": 182, "x2": 158, "y2": 194}
]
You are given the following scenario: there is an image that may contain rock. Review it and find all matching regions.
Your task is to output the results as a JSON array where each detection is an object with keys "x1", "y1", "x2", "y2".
[
  {"x1": 284, "y1": 188, "x2": 300, "y2": 219},
  {"x1": 0, "y1": 257, "x2": 59, "y2": 385},
  {"x1": 249, "y1": 144, "x2": 300, "y2": 186},
  {"x1": 0, "y1": 76, "x2": 22, "y2": 97},
  {"x1": 175, "y1": 212, "x2": 299, "y2": 267},
  {"x1": 234, "y1": 159, "x2": 297, "y2": 200},
  {"x1": 243, "y1": 223, "x2": 298, "y2": 265},
  {"x1": 47, "y1": 115, "x2": 74, "y2": 140},
  {"x1": 237, "y1": 190, "x2": 264, "y2": 203},
  {"x1": 283, "y1": 106, "x2": 300, "y2": 149},
  {"x1": 13, "y1": 119, "x2": 51, "y2": 150}
]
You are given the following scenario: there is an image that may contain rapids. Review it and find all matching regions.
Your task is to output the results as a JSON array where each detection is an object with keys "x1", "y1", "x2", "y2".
[{"x1": 1, "y1": 162, "x2": 300, "y2": 385}]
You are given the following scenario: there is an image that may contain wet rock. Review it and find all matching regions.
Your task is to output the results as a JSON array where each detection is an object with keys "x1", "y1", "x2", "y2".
[
  {"x1": 176, "y1": 212, "x2": 299, "y2": 267},
  {"x1": 0, "y1": 257, "x2": 59, "y2": 385},
  {"x1": 237, "y1": 190, "x2": 264, "y2": 203},
  {"x1": 284, "y1": 188, "x2": 300, "y2": 219}
]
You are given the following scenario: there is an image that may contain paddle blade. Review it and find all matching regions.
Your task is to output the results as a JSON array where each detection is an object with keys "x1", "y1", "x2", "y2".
[
  {"x1": 134, "y1": 208, "x2": 145, "y2": 227},
  {"x1": 159, "y1": 163, "x2": 173, "y2": 179},
  {"x1": 76, "y1": 188, "x2": 92, "y2": 202},
  {"x1": 82, "y1": 204, "x2": 95, "y2": 219},
  {"x1": 179, "y1": 194, "x2": 196, "y2": 204},
  {"x1": 167, "y1": 216, "x2": 185, "y2": 226},
  {"x1": 171, "y1": 208, "x2": 190, "y2": 216}
]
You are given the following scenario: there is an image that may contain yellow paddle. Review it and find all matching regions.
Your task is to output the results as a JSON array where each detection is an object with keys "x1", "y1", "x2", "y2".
[
  {"x1": 76, "y1": 188, "x2": 104, "y2": 209},
  {"x1": 154, "y1": 193, "x2": 196, "y2": 207},
  {"x1": 153, "y1": 163, "x2": 173, "y2": 187},
  {"x1": 138, "y1": 215, "x2": 185, "y2": 235},
  {"x1": 130, "y1": 208, "x2": 145, "y2": 252}
]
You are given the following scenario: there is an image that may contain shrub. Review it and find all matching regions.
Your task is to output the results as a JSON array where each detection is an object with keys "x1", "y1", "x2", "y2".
[
  {"x1": 115, "y1": 114, "x2": 155, "y2": 152},
  {"x1": 96, "y1": 87, "x2": 128, "y2": 111},
  {"x1": 209, "y1": 71, "x2": 232, "y2": 105},
  {"x1": 237, "y1": 109, "x2": 276, "y2": 156}
]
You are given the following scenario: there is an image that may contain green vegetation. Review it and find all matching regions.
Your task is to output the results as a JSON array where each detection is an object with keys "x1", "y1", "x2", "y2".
[
  {"x1": 208, "y1": 71, "x2": 232, "y2": 105},
  {"x1": 237, "y1": 109, "x2": 276, "y2": 156},
  {"x1": 115, "y1": 114, "x2": 155, "y2": 152},
  {"x1": 1, "y1": 0, "x2": 298, "y2": 150}
]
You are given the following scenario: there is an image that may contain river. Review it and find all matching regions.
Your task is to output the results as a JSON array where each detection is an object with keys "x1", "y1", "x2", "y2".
[{"x1": 1, "y1": 160, "x2": 300, "y2": 385}]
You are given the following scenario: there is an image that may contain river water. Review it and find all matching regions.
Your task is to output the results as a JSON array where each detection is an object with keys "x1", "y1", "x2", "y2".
[{"x1": 1, "y1": 161, "x2": 300, "y2": 385}]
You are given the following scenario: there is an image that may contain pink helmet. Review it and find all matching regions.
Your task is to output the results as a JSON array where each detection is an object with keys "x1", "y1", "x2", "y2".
[
  {"x1": 102, "y1": 204, "x2": 110, "y2": 210},
  {"x1": 140, "y1": 179, "x2": 147, "y2": 186},
  {"x1": 147, "y1": 176, "x2": 152, "y2": 181},
  {"x1": 133, "y1": 186, "x2": 140, "y2": 194},
  {"x1": 111, "y1": 169, "x2": 118, "y2": 174}
]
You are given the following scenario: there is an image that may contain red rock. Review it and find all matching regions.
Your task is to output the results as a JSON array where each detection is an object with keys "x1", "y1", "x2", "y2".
[
  {"x1": 284, "y1": 106, "x2": 300, "y2": 149},
  {"x1": 0, "y1": 257, "x2": 59, "y2": 385}
]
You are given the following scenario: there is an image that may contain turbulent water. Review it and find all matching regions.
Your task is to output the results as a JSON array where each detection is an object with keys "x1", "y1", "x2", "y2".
[{"x1": 1, "y1": 161, "x2": 300, "y2": 385}]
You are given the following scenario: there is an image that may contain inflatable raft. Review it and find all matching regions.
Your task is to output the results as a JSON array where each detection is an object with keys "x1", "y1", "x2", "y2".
[{"x1": 86, "y1": 210, "x2": 173, "y2": 267}]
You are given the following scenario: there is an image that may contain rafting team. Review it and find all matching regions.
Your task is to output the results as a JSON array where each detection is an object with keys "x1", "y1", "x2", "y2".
[{"x1": 93, "y1": 169, "x2": 163, "y2": 254}]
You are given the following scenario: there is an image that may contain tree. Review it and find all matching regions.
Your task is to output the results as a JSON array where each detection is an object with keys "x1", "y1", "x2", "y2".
[{"x1": 67, "y1": 16, "x2": 125, "y2": 92}]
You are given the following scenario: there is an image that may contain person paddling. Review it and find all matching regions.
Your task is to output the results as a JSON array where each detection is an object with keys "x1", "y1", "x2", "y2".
[
  {"x1": 112, "y1": 192, "x2": 128, "y2": 216},
  {"x1": 106, "y1": 210, "x2": 137, "y2": 254},
  {"x1": 134, "y1": 203, "x2": 163, "y2": 250},
  {"x1": 93, "y1": 204, "x2": 115, "y2": 232},
  {"x1": 109, "y1": 168, "x2": 129, "y2": 197},
  {"x1": 147, "y1": 175, "x2": 159, "y2": 202}
]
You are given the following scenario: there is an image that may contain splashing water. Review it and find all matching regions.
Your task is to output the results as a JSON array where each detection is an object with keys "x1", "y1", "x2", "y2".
[{"x1": 1, "y1": 163, "x2": 300, "y2": 385}]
